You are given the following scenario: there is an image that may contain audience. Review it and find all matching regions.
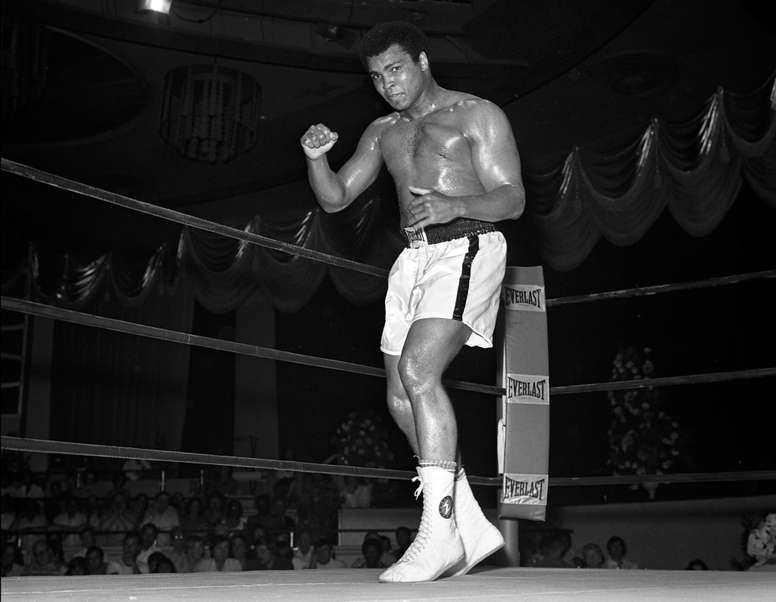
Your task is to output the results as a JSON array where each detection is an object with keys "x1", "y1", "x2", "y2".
[
  {"x1": 605, "y1": 535, "x2": 640, "y2": 569},
  {"x1": 5, "y1": 462, "x2": 766, "y2": 581},
  {"x1": 195, "y1": 536, "x2": 241, "y2": 572},
  {"x1": 312, "y1": 539, "x2": 345, "y2": 569},
  {"x1": 136, "y1": 523, "x2": 162, "y2": 573},
  {"x1": 581, "y1": 543, "x2": 606, "y2": 569}
]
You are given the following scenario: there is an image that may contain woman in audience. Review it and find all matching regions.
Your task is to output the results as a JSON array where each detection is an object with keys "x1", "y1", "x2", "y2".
[{"x1": 582, "y1": 543, "x2": 606, "y2": 568}]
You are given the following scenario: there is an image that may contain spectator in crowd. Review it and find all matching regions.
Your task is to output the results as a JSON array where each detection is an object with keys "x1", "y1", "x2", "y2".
[
  {"x1": 264, "y1": 498, "x2": 295, "y2": 540},
  {"x1": 272, "y1": 534, "x2": 295, "y2": 570},
  {"x1": 605, "y1": 535, "x2": 640, "y2": 569},
  {"x1": 24, "y1": 539, "x2": 65, "y2": 576},
  {"x1": 292, "y1": 528, "x2": 315, "y2": 570},
  {"x1": 531, "y1": 533, "x2": 574, "y2": 568},
  {"x1": 83, "y1": 495, "x2": 103, "y2": 530},
  {"x1": 352, "y1": 538, "x2": 388, "y2": 569},
  {"x1": 246, "y1": 494, "x2": 271, "y2": 535},
  {"x1": 142, "y1": 491, "x2": 179, "y2": 546},
  {"x1": 167, "y1": 527, "x2": 190, "y2": 573},
  {"x1": 181, "y1": 497, "x2": 208, "y2": 536},
  {"x1": 581, "y1": 543, "x2": 606, "y2": 568},
  {"x1": 184, "y1": 535, "x2": 206, "y2": 573},
  {"x1": 230, "y1": 532, "x2": 261, "y2": 571},
  {"x1": 99, "y1": 491, "x2": 136, "y2": 547},
  {"x1": 46, "y1": 532, "x2": 65, "y2": 566},
  {"x1": 136, "y1": 523, "x2": 162, "y2": 573},
  {"x1": 12, "y1": 499, "x2": 47, "y2": 562},
  {"x1": 1, "y1": 541, "x2": 24, "y2": 577},
  {"x1": 150, "y1": 552, "x2": 176, "y2": 574},
  {"x1": 65, "y1": 556, "x2": 87, "y2": 576},
  {"x1": 221, "y1": 499, "x2": 248, "y2": 535},
  {"x1": 130, "y1": 493, "x2": 149, "y2": 528},
  {"x1": 195, "y1": 536, "x2": 241, "y2": 572},
  {"x1": 111, "y1": 532, "x2": 141, "y2": 575},
  {"x1": 253, "y1": 540, "x2": 276, "y2": 570},
  {"x1": 379, "y1": 534, "x2": 397, "y2": 566},
  {"x1": 203, "y1": 492, "x2": 226, "y2": 533},
  {"x1": 311, "y1": 539, "x2": 345, "y2": 569},
  {"x1": 52, "y1": 496, "x2": 87, "y2": 549},
  {"x1": 686, "y1": 558, "x2": 709, "y2": 570},
  {"x1": 394, "y1": 526, "x2": 412, "y2": 559},
  {"x1": 746, "y1": 512, "x2": 776, "y2": 571},
  {"x1": 69, "y1": 526, "x2": 97, "y2": 560},
  {"x1": 85, "y1": 545, "x2": 120, "y2": 575}
]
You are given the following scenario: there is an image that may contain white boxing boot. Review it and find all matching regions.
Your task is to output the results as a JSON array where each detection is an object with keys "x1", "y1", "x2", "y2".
[
  {"x1": 379, "y1": 465, "x2": 464, "y2": 583},
  {"x1": 443, "y1": 467, "x2": 505, "y2": 577}
]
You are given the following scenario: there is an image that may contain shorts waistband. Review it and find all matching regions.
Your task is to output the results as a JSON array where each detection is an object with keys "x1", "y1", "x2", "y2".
[{"x1": 402, "y1": 219, "x2": 496, "y2": 247}]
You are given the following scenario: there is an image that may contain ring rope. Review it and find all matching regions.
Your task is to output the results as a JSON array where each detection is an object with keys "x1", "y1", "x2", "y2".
[
  {"x1": 4, "y1": 158, "x2": 774, "y2": 311},
  {"x1": 3, "y1": 296, "x2": 775, "y2": 398},
  {"x1": 0, "y1": 158, "x2": 388, "y2": 279},
  {"x1": 3, "y1": 436, "x2": 774, "y2": 489},
  {"x1": 545, "y1": 270, "x2": 776, "y2": 307}
]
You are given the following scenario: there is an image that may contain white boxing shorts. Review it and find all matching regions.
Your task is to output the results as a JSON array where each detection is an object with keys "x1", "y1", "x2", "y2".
[{"x1": 380, "y1": 220, "x2": 506, "y2": 356}]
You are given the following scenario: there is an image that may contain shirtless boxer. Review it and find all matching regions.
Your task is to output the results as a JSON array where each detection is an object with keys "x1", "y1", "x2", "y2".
[{"x1": 301, "y1": 21, "x2": 525, "y2": 582}]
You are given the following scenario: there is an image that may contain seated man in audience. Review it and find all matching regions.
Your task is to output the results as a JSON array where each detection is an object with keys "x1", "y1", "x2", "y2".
[
  {"x1": 69, "y1": 526, "x2": 97, "y2": 560},
  {"x1": 531, "y1": 533, "x2": 574, "y2": 568},
  {"x1": 24, "y1": 539, "x2": 66, "y2": 576},
  {"x1": 136, "y1": 523, "x2": 162, "y2": 573},
  {"x1": 52, "y1": 496, "x2": 87, "y2": 549},
  {"x1": 311, "y1": 539, "x2": 345, "y2": 569},
  {"x1": 352, "y1": 538, "x2": 388, "y2": 569},
  {"x1": 149, "y1": 551, "x2": 177, "y2": 573},
  {"x1": 99, "y1": 491, "x2": 136, "y2": 547},
  {"x1": 581, "y1": 543, "x2": 605, "y2": 568},
  {"x1": 85, "y1": 545, "x2": 121, "y2": 575},
  {"x1": 142, "y1": 491, "x2": 179, "y2": 547},
  {"x1": 167, "y1": 526, "x2": 190, "y2": 573},
  {"x1": 109, "y1": 531, "x2": 142, "y2": 575},
  {"x1": 292, "y1": 528, "x2": 315, "y2": 570},
  {"x1": 605, "y1": 535, "x2": 640, "y2": 569},
  {"x1": 184, "y1": 535, "x2": 206, "y2": 572},
  {"x1": 195, "y1": 536, "x2": 242, "y2": 572},
  {"x1": 65, "y1": 556, "x2": 87, "y2": 576}
]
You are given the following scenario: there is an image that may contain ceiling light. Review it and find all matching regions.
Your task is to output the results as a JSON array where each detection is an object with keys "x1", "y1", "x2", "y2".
[{"x1": 139, "y1": 0, "x2": 172, "y2": 14}]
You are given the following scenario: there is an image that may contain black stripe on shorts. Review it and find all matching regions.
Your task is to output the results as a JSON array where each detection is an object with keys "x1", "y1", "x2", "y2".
[{"x1": 452, "y1": 234, "x2": 480, "y2": 321}]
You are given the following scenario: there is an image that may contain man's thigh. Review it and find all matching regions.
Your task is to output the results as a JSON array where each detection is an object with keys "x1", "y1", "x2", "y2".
[{"x1": 402, "y1": 317, "x2": 472, "y2": 375}]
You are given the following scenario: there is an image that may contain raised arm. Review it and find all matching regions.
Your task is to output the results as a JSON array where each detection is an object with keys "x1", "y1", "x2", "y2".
[{"x1": 301, "y1": 120, "x2": 385, "y2": 213}]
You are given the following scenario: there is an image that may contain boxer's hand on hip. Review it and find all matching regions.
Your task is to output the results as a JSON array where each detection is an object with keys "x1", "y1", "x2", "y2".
[{"x1": 301, "y1": 124, "x2": 338, "y2": 160}]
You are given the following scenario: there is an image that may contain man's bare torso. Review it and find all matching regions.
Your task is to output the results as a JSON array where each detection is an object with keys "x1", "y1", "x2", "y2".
[{"x1": 376, "y1": 94, "x2": 488, "y2": 227}]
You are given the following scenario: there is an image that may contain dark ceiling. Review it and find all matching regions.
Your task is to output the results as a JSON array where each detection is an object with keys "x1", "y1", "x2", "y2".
[{"x1": 2, "y1": 0, "x2": 775, "y2": 261}]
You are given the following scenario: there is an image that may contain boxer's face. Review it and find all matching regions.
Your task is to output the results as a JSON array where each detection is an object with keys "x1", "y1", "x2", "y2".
[{"x1": 367, "y1": 44, "x2": 428, "y2": 111}]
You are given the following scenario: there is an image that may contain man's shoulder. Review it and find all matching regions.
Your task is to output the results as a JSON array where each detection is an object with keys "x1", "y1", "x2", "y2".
[{"x1": 366, "y1": 112, "x2": 403, "y2": 137}]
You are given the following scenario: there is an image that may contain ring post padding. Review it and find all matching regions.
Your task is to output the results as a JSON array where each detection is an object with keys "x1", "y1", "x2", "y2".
[{"x1": 497, "y1": 266, "x2": 549, "y2": 521}]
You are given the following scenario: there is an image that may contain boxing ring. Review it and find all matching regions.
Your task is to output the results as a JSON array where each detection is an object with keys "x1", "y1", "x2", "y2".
[{"x1": 2, "y1": 156, "x2": 776, "y2": 600}]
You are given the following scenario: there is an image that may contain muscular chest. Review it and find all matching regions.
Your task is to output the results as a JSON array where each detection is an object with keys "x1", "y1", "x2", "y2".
[{"x1": 381, "y1": 119, "x2": 472, "y2": 174}]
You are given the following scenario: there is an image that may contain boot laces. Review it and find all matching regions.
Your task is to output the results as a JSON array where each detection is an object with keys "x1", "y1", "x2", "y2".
[{"x1": 396, "y1": 474, "x2": 429, "y2": 564}]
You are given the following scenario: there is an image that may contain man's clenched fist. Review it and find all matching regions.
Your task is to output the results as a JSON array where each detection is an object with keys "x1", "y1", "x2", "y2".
[{"x1": 301, "y1": 124, "x2": 338, "y2": 160}]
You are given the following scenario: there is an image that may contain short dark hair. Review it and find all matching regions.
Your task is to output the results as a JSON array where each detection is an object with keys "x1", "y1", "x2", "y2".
[{"x1": 360, "y1": 21, "x2": 429, "y2": 66}]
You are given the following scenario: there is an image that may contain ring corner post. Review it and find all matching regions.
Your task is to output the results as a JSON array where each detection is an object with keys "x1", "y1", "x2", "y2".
[{"x1": 496, "y1": 266, "x2": 550, "y2": 567}]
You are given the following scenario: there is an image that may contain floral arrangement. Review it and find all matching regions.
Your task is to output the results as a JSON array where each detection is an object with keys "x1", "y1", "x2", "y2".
[
  {"x1": 331, "y1": 409, "x2": 395, "y2": 468},
  {"x1": 607, "y1": 346, "x2": 680, "y2": 498},
  {"x1": 747, "y1": 513, "x2": 776, "y2": 567}
]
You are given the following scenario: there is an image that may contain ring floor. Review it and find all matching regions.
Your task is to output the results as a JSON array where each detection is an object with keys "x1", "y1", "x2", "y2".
[{"x1": 3, "y1": 567, "x2": 775, "y2": 601}]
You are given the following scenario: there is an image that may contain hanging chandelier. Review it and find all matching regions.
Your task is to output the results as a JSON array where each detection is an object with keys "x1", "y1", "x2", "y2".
[{"x1": 160, "y1": 62, "x2": 262, "y2": 163}]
